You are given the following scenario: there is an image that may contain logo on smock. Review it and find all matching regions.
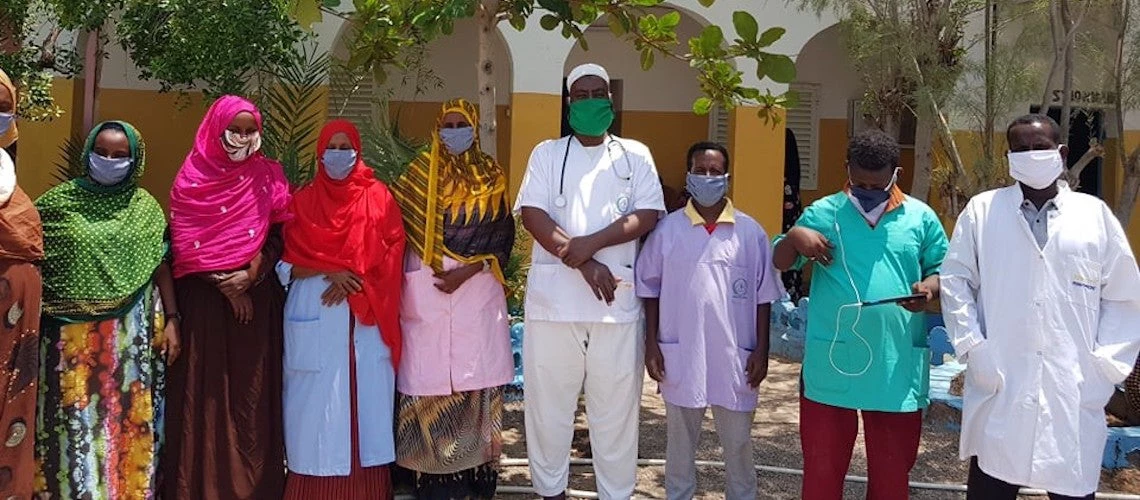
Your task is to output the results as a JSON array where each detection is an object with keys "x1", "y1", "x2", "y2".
[
  {"x1": 616, "y1": 195, "x2": 631, "y2": 214},
  {"x1": 732, "y1": 278, "x2": 749, "y2": 299}
]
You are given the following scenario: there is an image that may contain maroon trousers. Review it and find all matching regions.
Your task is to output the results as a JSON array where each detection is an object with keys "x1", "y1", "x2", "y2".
[{"x1": 800, "y1": 395, "x2": 923, "y2": 500}]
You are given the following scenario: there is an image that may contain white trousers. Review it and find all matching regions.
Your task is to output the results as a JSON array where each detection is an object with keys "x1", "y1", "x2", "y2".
[
  {"x1": 664, "y1": 403, "x2": 757, "y2": 500},
  {"x1": 523, "y1": 320, "x2": 644, "y2": 499}
]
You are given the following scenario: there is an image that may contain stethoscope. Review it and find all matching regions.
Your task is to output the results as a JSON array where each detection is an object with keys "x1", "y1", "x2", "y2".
[{"x1": 553, "y1": 135, "x2": 634, "y2": 210}]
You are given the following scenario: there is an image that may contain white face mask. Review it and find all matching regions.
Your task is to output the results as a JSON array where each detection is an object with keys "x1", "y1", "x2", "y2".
[
  {"x1": 222, "y1": 130, "x2": 262, "y2": 162},
  {"x1": 1008, "y1": 147, "x2": 1064, "y2": 190}
]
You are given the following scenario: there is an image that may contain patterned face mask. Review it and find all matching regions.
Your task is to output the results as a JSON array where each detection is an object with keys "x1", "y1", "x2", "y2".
[{"x1": 222, "y1": 130, "x2": 262, "y2": 162}]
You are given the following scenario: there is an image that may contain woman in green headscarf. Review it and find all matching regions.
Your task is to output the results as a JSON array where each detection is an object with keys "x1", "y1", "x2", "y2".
[{"x1": 34, "y1": 121, "x2": 179, "y2": 499}]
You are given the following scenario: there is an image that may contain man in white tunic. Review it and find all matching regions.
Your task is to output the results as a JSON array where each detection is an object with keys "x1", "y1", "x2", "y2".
[
  {"x1": 514, "y1": 63, "x2": 665, "y2": 499},
  {"x1": 941, "y1": 114, "x2": 1140, "y2": 499}
]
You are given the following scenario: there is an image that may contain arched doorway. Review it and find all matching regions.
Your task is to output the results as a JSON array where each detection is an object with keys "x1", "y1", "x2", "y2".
[{"x1": 326, "y1": 17, "x2": 514, "y2": 165}]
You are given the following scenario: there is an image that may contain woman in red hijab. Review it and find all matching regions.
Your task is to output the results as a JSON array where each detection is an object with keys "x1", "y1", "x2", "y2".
[{"x1": 279, "y1": 120, "x2": 405, "y2": 499}]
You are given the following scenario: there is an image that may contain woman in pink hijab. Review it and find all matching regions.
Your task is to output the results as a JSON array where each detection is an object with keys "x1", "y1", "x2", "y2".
[{"x1": 163, "y1": 95, "x2": 291, "y2": 500}]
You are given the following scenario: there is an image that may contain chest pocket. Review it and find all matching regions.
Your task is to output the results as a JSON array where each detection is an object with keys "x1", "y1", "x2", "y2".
[{"x1": 1067, "y1": 257, "x2": 1101, "y2": 310}]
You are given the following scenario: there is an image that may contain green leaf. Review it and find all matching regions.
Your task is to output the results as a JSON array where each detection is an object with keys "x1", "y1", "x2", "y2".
[
  {"x1": 372, "y1": 64, "x2": 388, "y2": 86},
  {"x1": 322, "y1": 0, "x2": 341, "y2": 8},
  {"x1": 509, "y1": 14, "x2": 526, "y2": 31},
  {"x1": 660, "y1": 11, "x2": 681, "y2": 30},
  {"x1": 606, "y1": 15, "x2": 624, "y2": 36},
  {"x1": 540, "y1": 14, "x2": 560, "y2": 30},
  {"x1": 758, "y1": 54, "x2": 796, "y2": 84},
  {"x1": 732, "y1": 11, "x2": 758, "y2": 43},
  {"x1": 693, "y1": 96, "x2": 713, "y2": 115},
  {"x1": 640, "y1": 49, "x2": 655, "y2": 71},
  {"x1": 699, "y1": 25, "x2": 724, "y2": 54},
  {"x1": 697, "y1": 0, "x2": 716, "y2": 6},
  {"x1": 758, "y1": 27, "x2": 786, "y2": 47}
]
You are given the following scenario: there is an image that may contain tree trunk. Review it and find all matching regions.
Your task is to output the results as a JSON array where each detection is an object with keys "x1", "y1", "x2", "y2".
[
  {"x1": 476, "y1": 1, "x2": 499, "y2": 158},
  {"x1": 1118, "y1": 159, "x2": 1140, "y2": 226},
  {"x1": 911, "y1": 110, "x2": 934, "y2": 201},
  {"x1": 1057, "y1": 0, "x2": 1074, "y2": 142},
  {"x1": 81, "y1": 29, "x2": 103, "y2": 133}
]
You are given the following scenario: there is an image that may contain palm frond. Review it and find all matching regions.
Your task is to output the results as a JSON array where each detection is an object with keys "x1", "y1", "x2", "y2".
[
  {"x1": 360, "y1": 101, "x2": 425, "y2": 184},
  {"x1": 51, "y1": 134, "x2": 87, "y2": 186},
  {"x1": 257, "y1": 42, "x2": 329, "y2": 187}
]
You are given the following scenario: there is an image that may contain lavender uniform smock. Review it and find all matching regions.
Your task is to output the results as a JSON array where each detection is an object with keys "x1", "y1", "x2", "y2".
[{"x1": 635, "y1": 200, "x2": 785, "y2": 412}]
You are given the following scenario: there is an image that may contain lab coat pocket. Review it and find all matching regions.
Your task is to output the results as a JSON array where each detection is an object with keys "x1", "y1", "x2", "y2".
[
  {"x1": 284, "y1": 319, "x2": 324, "y2": 372},
  {"x1": 804, "y1": 338, "x2": 851, "y2": 394},
  {"x1": 1068, "y1": 258, "x2": 1102, "y2": 310},
  {"x1": 610, "y1": 265, "x2": 641, "y2": 317},
  {"x1": 964, "y1": 341, "x2": 1002, "y2": 396}
]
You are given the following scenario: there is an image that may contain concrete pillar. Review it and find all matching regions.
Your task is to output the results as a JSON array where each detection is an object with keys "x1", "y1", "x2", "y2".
[{"x1": 729, "y1": 105, "x2": 786, "y2": 234}]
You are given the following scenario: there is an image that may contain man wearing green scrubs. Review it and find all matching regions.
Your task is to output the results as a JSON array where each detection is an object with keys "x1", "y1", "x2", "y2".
[{"x1": 773, "y1": 130, "x2": 948, "y2": 500}]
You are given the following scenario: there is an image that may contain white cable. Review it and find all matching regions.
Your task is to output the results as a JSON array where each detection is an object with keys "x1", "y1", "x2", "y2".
[
  {"x1": 495, "y1": 457, "x2": 1140, "y2": 499},
  {"x1": 830, "y1": 218, "x2": 874, "y2": 377}
]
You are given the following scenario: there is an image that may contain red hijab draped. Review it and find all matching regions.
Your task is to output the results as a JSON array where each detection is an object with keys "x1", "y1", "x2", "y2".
[{"x1": 283, "y1": 120, "x2": 406, "y2": 366}]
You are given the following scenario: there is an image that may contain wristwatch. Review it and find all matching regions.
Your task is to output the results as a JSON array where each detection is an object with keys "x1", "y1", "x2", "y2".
[{"x1": 165, "y1": 312, "x2": 182, "y2": 322}]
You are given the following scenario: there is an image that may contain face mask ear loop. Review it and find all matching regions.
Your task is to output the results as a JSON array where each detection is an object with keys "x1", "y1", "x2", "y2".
[{"x1": 830, "y1": 206, "x2": 874, "y2": 377}]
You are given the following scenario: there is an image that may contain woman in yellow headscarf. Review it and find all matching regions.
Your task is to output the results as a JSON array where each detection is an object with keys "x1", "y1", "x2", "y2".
[
  {"x1": 0, "y1": 68, "x2": 19, "y2": 161},
  {"x1": 390, "y1": 99, "x2": 515, "y2": 498}
]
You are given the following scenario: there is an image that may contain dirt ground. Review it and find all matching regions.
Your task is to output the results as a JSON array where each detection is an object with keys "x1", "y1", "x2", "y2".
[{"x1": 495, "y1": 357, "x2": 1138, "y2": 499}]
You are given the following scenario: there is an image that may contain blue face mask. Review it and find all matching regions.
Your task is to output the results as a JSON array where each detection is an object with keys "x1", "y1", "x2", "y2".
[
  {"x1": 322, "y1": 149, "x2": 357, "y2": 180},
  {"x1": 439, "y1": 127, "x2": 475, "y2": 155},
  {"x1": 849, "y1": 168, "x2": 898, "y2": 212},
  {"x1": 0, "y1": 113, "x2": 12, "y2": 136},
  {"x1": 686, "y1": 173, "x2": 730, "y2": 208},
  {"x1": 88, "y1": 153, "x2": 133, "y2": 186}
]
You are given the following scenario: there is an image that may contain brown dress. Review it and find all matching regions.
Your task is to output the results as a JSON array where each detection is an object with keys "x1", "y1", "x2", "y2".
[
  {"x1": 162, "y1": 228, "x2": 286, "y2": 500},
  {"x1": 0, "y1": 186, "x2": 42, "y2": 498}
]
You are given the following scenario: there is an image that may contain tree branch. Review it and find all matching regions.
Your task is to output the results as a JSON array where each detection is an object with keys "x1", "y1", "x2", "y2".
[{"x1": 1065, "y1": 143, "x2": 1104, "y2": 189}]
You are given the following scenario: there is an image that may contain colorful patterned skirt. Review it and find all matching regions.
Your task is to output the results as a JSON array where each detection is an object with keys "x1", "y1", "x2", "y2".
[
  {"x1": 395, "y1": 387, "x2": 503, "y2": 499},
  {"x1": 35, "y1": 286, "x2": 164, "y2": 500}
]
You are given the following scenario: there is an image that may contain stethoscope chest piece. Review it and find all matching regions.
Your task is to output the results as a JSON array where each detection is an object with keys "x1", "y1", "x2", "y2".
[{"x1": 554, "y1": 195, "x2": 568, "y2": 208}]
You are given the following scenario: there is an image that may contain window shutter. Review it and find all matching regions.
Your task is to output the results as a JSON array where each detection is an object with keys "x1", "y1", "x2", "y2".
[
  {"x1": 708, "y1": 104, "x2": 730, "y2": 145},
  {"x1": 787, "y1": 83, "x2": 820, "y2": 191},
  {"x1": 328, "y1": 67, "x2": 377, "y2": 129}
]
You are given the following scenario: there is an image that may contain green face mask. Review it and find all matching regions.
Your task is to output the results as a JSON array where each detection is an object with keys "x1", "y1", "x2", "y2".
[{"x1": 568, "y1": 98, "x2": 615, "y2": 137}]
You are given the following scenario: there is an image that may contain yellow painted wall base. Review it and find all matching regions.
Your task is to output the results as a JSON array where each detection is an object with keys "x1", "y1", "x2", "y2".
[
  {"x1": 728, "y1": 107, "x2": 785, "y2": 235},
  {"x1": 507, "y1": 93, "x2": 563, "y2": 199}
]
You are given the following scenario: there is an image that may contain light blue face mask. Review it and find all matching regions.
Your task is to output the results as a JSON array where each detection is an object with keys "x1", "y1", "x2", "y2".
[
  {"x1": 88, "y1": 153, "x2": 133, "y2": 186},
  {"x1": 0, "y1": 113, "x2": 13, "y2": 136},
  {"x1": 322, "y1": 149, "x2": 357, "y2": 180},
  {"x1": 439, "y1": 126, "x2": 475, "y2": 155},
  {"x1": 686, "y1": 173, "x2": 730, "y2": 207}
]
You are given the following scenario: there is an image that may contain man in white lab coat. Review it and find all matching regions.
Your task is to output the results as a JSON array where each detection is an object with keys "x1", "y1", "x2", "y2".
[
  {"x1": 941, "y1": 114, "x2": 1140, "y2": 499},
  {"x1": 514, "y1": 63, "x2": 665, "y2": 500}
]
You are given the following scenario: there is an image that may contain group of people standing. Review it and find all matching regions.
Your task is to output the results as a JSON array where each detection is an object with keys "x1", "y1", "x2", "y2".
[
  {"x1": 0, "y1": 65, "x2": 512, "y2": 499},
  {"x1": 1, "y1": 58, "x2": 1139, "y2": 500}
]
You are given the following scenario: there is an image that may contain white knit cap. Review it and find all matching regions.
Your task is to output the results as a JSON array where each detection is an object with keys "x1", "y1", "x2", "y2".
[{"x1": 567, "y1": 63, "x2": 610, "y2": 90}]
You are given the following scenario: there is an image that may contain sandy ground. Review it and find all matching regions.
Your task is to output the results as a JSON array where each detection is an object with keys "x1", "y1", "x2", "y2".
[{"x1": 494, "y1": 357, "x2": 1137, "y2": 499}]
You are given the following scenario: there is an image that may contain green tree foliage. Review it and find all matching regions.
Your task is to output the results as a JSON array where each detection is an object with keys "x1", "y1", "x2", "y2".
[
  {"x1": 300, "y1": 0, "x2": 798, "y2": 122},
  {"x1": 117, "y1": 0, "x2": 306, "y2": 97},
  {"x1": 0, "y1": 0, "x2": 307, "y2": 120}
]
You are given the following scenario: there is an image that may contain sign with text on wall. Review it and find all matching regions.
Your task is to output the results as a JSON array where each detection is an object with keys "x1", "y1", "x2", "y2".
[{"x1": 1051, "y1": 90, "x2": 1117, "y2": 107}]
